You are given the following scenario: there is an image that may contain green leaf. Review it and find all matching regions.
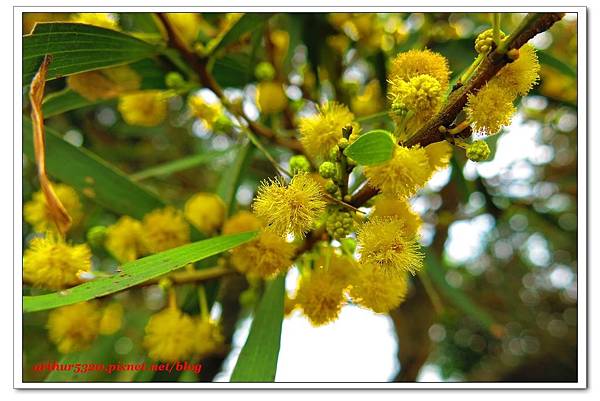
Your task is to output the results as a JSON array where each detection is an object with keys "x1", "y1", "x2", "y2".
[
  {"x1": 230, "y1": 274, "x2": 285, "y2": 382},
  {"x1": 42, "y1": 89, "x2": 101, "y2": 117},
  {"x1": 343, "y1": 129, "x2": 395, "y2": 166},
  {"x1": 23, "y1": 231, "x2": 257, "y2": 313},
  {"x1": 217, "y1": 141, "x2": 254, "y2": 216},
  {"x1": 23, "y1": 119, "x2": 165, "y2": 219},
  {"x1": 208, "y1": 14, "x2": 273, "y2": 55},
  {"x1": 538, "y1": 50, "x2": 576, "y2": 79},
  {"x1": 131, "y1": 149, "x2": 234, "y2": 181},
  {"x1": 23, "y1": 23, "x2": 158, "y2": 84}
]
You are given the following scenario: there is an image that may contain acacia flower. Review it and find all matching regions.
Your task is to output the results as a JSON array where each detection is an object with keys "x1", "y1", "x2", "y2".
[
  {"x1": 67, "y1": 65, "x2": 141, "y2": 101},
  {"x1": 118, "y1": 91, "x2": 168, "y2": 127},
  {"x1": 495, "y1": 43, "x2": 541, "y2": 96},
  {"x1": 296, "y1": 267, "x2": 347, "y2": 326},
  {"x1": 194, "y1": 318, "x2": 225, "y2": 358},
  {"x1": 188, "y1": 95, "x2": 223, "y2": 130},
  {"x1": 349, "y1": 263, "x2": 409, "y2": 313},
  {"x1": 389, "y1": 49, "x2": 450, "y2": 92},
  {"x1": 24, "y1": 183, "x2": 83, "y2": 234},
  {"x1": 143, "y1": 305, "x2": 197, "y2": 362},
  {"x1": 357, "y1": 217, "x2": 424, "y2": 276},
  {"x1": 105, "y1": 216, "x2": 147, "y2": 263},
  {"x1": 99, "y1": 303, "x2": 124, "y2": 335},
  {"x1": 47, "y1": 302, "x2": 101, "y2": 354},
  {"x1": 230, "y1": 230, "x2": 295, "y2": 278},
  {"x1": 256, "y1": 81, "x2": 288, "y2": 115},
  {"x1": 141, "y1": 207, "x2": 190, "y2": 253},
  {"x1": 252, "y1": 173, "x2": 326, "y2": 238},
  {"x1": 424, "y1": 141, "x2": 453, "y2": 173},
  {"x1": 371, "y1": 196, "x2": 422, "y2": 238},
  {"x1": 299, "y1": 102, "x2": 358, "y2": 160},
  {"x1": 465, "y1": 81, "x2": 516, "y2": 135},
  {"x1": 24, "y1": 235, "x2": 91, "y2": 290},
  {"x1": 389, "y1": 74, "x2": 443, "y2": 115},
  {"x1": 184, "y1": 192, "x2": 226, "y2": 235},
  {"x1": 363, "y1": 144, "x2": 431, "y2": 199},
  {"x1": 222, "y1": 210, "x2": 262, "y2": 235}
]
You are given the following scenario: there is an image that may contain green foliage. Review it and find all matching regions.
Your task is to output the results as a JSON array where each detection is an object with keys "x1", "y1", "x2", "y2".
[{"x1": 343, "y1": 129, "x2": 395, "y2": 165}]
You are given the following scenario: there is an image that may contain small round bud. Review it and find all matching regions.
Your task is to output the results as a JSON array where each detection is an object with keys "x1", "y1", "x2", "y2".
[
  {"x1": 289, "y1": 155, "x2": 311, "y2": 174},
  {"x1": 475, "y1": 28, "x2": 506, "y2": 54},
  {"x1": 165, "y1": 72, "x2": 186, "y2": 89},
  {"x1": 327, "y1": 146, "x2": 340, "y2": 162},
  {"x1": 507, "y1": 48, "x2": 520, "y2": 61},
  {"x1": 325, "y1": 208, "x2": 355, "y2": 240},
  {"x1": 319, "y1": 161, "x2": 337, "y2": 179},
  {"x1": 87, "y1": 225, "x2": 107, "y2": 248},
  {"x1": 343, "y1": 194, "x2": 352, "y2": 202},
  {"x1": 466, "y1": 140, "x2": 491, "y2": 162},
  {"x1": 325, "y1": 180, "x2": 338, "y2": 194},
  {"x1": 255, "y1": 61, "x2": 276, "y2": 81},
  {"x1": 338, "y1": 137, "x2": 349, "y2": 149},
  {"x1": 348, "y1": 132, "x2": 360, "y2": 144}
]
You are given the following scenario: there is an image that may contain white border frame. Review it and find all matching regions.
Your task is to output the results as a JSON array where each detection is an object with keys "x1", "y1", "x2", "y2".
[{"x1": 12, "y1": 5, "x2": 587, "y2": 389}]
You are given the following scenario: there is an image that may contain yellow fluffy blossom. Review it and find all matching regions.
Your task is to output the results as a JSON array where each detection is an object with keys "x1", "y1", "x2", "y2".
[
  {"x1": 222, "y1": 211, "x2": 262, "y2": 235},
  {"x1": 364, "y1": 144, "x2": 431, "y2": 199},
  {"x1": 184, "y1": 193, "x2": 226, "y2": 234},
  {"x1": 256, "y1": 81, "x2": 288, "y2": 114},
  {"x1": 351, "y1": 80, "x2": 384, "y2": 117},
  {"x1": 141, "y1": 207, "x2": 190, "y2": 253},
  {"x1": 465, "y1": 81, "x2": 516, "y2": 135},
  {"x1": 47, "y1": 302, "x2": 101, "y2": 354},
  {"x1": 349, "y1": 263, "x2": 409, "y2": 313},
  {"x1": 24, "y1": 183, "x2": 83, "y2": 234},
  {"x1": 230, "y1": 230, "x2": 295, "y2": 278},
  {"x1": 188, "y1": 95, "x2": 223, "y2": 129},
  {"x1": 105, "y1": 216, "x2": 147, "y2": 263},
  {"x1": 194, "y1": 318, "x2": 225, "y2": 358},
  {"x1": 389, "y1": 74, "x2": 443, "y2": 115},
  {"x1": 315, "y1": 249, "x2": 356, "y2": 286},
  {"x1": 165, "y1": 13, "x2": 201, "y2": 45},
  {"x1": 284, "y1": 294, "x2": 298, "y2": 316},
  {"x1": 252, "y1": 173, "x2": 326, "y2": 238},
  {"x1": 495, "y1": 43, "x2": 541, "y2": 97},
  {"x1": 296, "y1": 267, "x2": 347, "y2": 326},
  {"x1": 23, "y1": 235, "x2": 91, "y2": 290},
  {"x1": 67, "y1": 66, "x2": 141, "y2": 101},
  {"x1": 389, "y1": 49, "x2": 450, "y2": 93},
  {"x1": 71, "y1": 13, "x2": 119, "y2": 30},
  {"x1": 357, "y1": 217, "x2": 424, "y2": 276},
  {"x1": 143, "y1": 305, "x2": 197, "y2": 362},
  {"x1": 99, "y1": 303, "x2": 124, "y2": 335},
  {"x1": 299, "y1": 102, "x2": 358, "y2": 160},
  {"x1": 118, "y1": 91, "x2": 168, "y2": 127},
  {"x1": 371, "y1": 197, "x2": 422, "y2": 238},
  {"x1": 425, "y1": 141, "x2": 453, "y2": 172}
]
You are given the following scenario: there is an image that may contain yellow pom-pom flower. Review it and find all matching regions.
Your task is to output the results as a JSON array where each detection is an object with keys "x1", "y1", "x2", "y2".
[
  {"x1": 23, "y1": 235, "x2": 91, "y2": 290},
  {"x1": 24, "y1": 184, "x2": 83, "y2": 234},
  {"x1": 357, "y1": 217, "x2": 424, "y2": 276},
  {"x1": 141, "y1": 207, "x2": 190, "y2": 253},
  {"x1": 465, "y1": 81, "x2": 516, "y2": 135},
  {"x1": 371, "y1": 197, "x2": 422, "y2": 238},
  {"x1": 194, "y1": 318, "x2": 225, "y2": 358},
  {"x1": 230, "y1": 230, "x2": 295, "y2": 278},
  {"x1": 363, "y1": 145, "x2": 431, "y2": 199},
  {"x1": 299, "y1": 102, "x2": 358, "y2": 160},
  {"x1": 118, "y1": 91, "x2": 168, "y2": 127},
  {"x1": 67, "y1": 66, "x2": 141, "y2": 101},
  {"x1": 351, "y1": 80, "x2": 384, "y2": 117},
  {"x1": 349, "y1": 263, "x2": 409, "y2": 313},
  {"x1": 105, "y1": 216, "x2": 147, "y2": 263},
  {"x1": 252, "y1": 173, "x2": 326, "y2": 238},
  {"x1": 425, "y1": 141, "x2": 453, "y2": 172},
  {"x1": 389, "y1": 49, "x2": 450, "y2": 92},
  {"x1": 143, "y1": 305, "x2": 197, "y2": 362},
  {"x1": 71, "y1": 13, "x2": 119, "y2": 30},
  {"x1": 256, "y1": 81, "x2": 288, "y2": 115},
  {"x1": 188, "y1": 95, "x2": 223, "y2": 130},
  {"x1": 495, "y1": 44, "x2": 540, "y2": 97},
  {"x1": 47, "y1": 302, "x2": 101, "y2": 354},
  {"x1": 184, "y1": 193, "x2": 226, "y2": 234},
  {"x1": 296, "y1": 267, "x2": 347, "y2": 326},
  {"x1": 222, "y1": 211, "x2": 262, "y2": 235},
  {"x1": 389, "y1": 74, "x2": 443, "y2": 115},
  {"x1": 99, "y1": 303, "x2": 124, "y2": 335}
]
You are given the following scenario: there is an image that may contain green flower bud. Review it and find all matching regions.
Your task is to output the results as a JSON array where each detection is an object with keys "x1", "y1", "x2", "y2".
[
  {"x1": 474, "y1": 28, "x2": 506, "y2": 54},
  {"x1": 466, "y1": 140, "x2": 491, "y2": 162},
  {"x1": 213, "y1": 114, "x2": 234, "y2": 133},
  {"x1": 327, "y1": 146, "x2": 340, "y2": 162},
  {"x1": 338, "y1": 137, "x2": 349, "y2": 149},
  {"x1": 289, "y1": 155, "x2": 311, "y2": 174},
  {"x1": 255, "y1": 61, "x2": 276, "y2": 81},
  {"x1": 325, "y1": 208, "x2": 355, "y2": 241},
  {"x1": 165, "y1": 72, "x2": 186, "y2": 89},
  {"x1": 87, "y1": 225, "x2": 107, "y2": 248},
  {"x1": 319, "y1": 161, "x2": 337, "y2": 179},
  {"x1": 324, "y1": 180, "x2": 338, "y2": 194}
]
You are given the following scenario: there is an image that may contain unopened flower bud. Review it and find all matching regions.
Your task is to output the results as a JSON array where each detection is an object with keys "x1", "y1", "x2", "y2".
[{"x1": 466, "y1": 140, "x2": 491, "y2": 162}]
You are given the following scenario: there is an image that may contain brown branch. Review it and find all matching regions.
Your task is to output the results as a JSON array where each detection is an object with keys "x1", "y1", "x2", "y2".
[{"x1": 350, "y1": 12, "x2": 565, "y2": 208}]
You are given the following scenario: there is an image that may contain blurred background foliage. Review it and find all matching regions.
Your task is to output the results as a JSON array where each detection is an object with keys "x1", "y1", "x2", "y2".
[{"x1": 22, "y1": 12, "x2": 578, "y2": 382}]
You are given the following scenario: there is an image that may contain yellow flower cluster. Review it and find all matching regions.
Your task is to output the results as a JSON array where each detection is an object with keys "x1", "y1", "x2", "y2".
[
  {"x1": 230, "y1": 230, "x2": 295, "y2": 278},
  {"x1": 118, "y1": 91, "x2": 168, "y2": 127},
  {"x1": 105, "y1": 216, "x2": 147, "y2": 263},
  {"x1": 67, "y1": 66, "x2": 141, "y2": 101},
  {"x1": 349, "y1": 263, "x2": 409, "y2": 313},
  {"x1": 141, "y1": 207, "x2": 190, "y2": 253},
  {"x1": 24, "y1": 184, "x2": 83, "y2": 234},
  {"x1": 184, "y1": 192, "x2": 226, "y2": 235},
  {"x1": 295, "y1": 265, "x2": 348, "y2": 326},
  {"x1": 253, "y1": 173, "x2": 326, "y2": 238},
  {"x1": 222, "y1": 211, "x2": 262, "y2": 235},
  {"x1": 299, "y1": 102, "x2": 358, "y2": 160},
  {"x1": 389, "y1": 49, "x2": 450, "y2": 92},
  {"x1": 351, "y1": 80, "x2": 384, "y2": 117},
  {"x1": 371, "y1": 196, "x2": 422, "y2": 238},
  {"x1": 256, "y1": 81, "x2": 288, "y2": 115},
  {"x1": 188, "y1": 95, "x2": 224, "y2": 130}
]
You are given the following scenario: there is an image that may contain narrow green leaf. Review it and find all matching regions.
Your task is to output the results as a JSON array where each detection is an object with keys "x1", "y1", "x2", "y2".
[
  {"x1": 23, "y1": 119, "x2": 165, "y2": 219},
  {"x1": 23, "y1": 231, "x2": 257, "y2": 313},
  {"x1": 343, "y1": 129, "x2": 395, "y2": 166},
  {"x1": 23, "y1": 23, "x2": 158, "y2": 83},
  {"x1": 208, "y1": 14, "x2": 273, "y2": 55},
  {"x1": 42, "y1": 89, "x2": 102, "y2": 117},
  {"x1": 538, "y1": 50, "x2": 577, "y2": 79},
  {"x1": 131, "y1": 149, "x2": 234, "y2": 181},
  {"x1": 217, "y1": 141, "x2": 254, "y2": 216},
  {"x1": 230, "y1": 274, "x2": 285, "y2": 382}
]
